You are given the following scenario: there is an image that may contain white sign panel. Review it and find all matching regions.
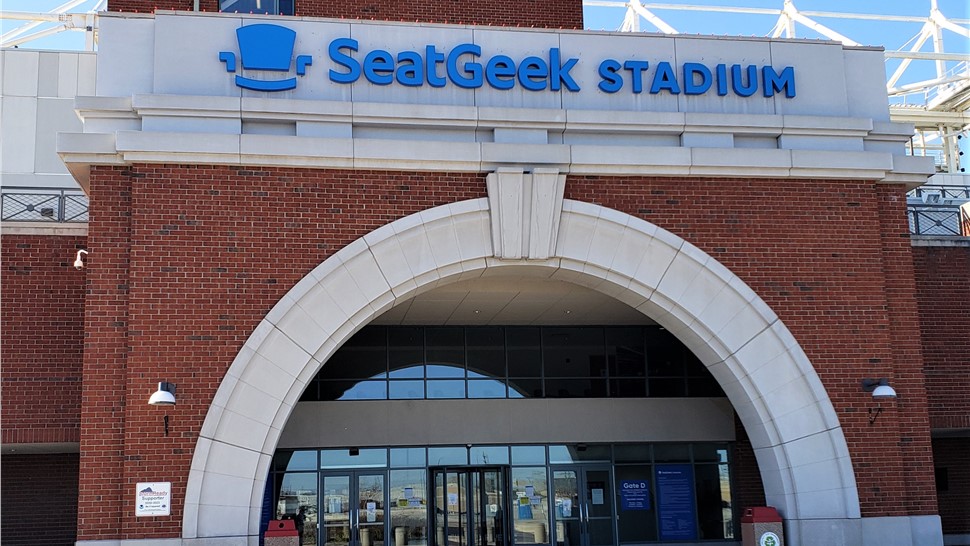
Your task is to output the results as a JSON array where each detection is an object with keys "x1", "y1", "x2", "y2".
[
  {"x1": 96, "y1": 12, "x2": 889, "y2": 119},
  {"x1": 136, "y1": 482, "x2": 172, "y2": 517}
]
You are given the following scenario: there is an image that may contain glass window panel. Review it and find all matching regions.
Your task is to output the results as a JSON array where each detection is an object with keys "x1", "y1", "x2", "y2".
[
  {"x1": 427, "y1": 380, "x2": 465, "y2": 399},
  {"x1": 584, "y1": 468, "x2": 613, "y2": 520},
  {"x1": 507, "y1": 328, "x2": 542, "y2": 377},
  {"x1": 615, "y1": 465, "x2": 657, "y2": 543},
  {"x1": 468, "y1": 379, "x2": 507, "y2": 399},
  {"x1": 543, "y1": 328, "x2": 606, "y2": 378},
  {"x1": 389, "y1": 327, "x2": 425, "y2": 379},
  {"x1": 688, "y1": 376, "x2": 725, "y2": 397},
  {"x1": 426, "y1": 364, "x2": 465, "y2": 378},
  {"x1": 221, "y1": 0, "x2": 290, "y2": 15},
  {"x1": 390, "y1": 448, "x2": 427, "y2": 468},
  {"x1": 609, "y1": 378, "x2": 646, "y2": 398},
  {"x1": 548, "y1": 445, "x2": 611, "y2": 464},
  {"x1": 322, "y1": 475, "x2": 351, "y2": 546},
  {"x1": 544, "y1": 378, "x2": 607, "y2": 398},
  {"x1": 508, "y1": 378, "x2": 542, "y2": 398},
  {"x1": 648, "y1": 378, "x2": 686, "y2": 397},
  {"x1": 512, "y1": 446, "x2": 547, "y2": 465},
  {"x1": 389, "y1": 380, "x2": 424, "y2": 400},
  {"x1": 273, "y1": 450, "x2": 318, "y2": 471},
  {"x1": 322, "y1": 327, "x2": 388, "y2": 379},
  {"x1": 428, "y1": 447, "x2": 467, "y2": 466},
  {"x1": 511, "y1": 467, "x2": 549, "y2": 546},
  {"x1": 684, "y1": 353, "x2": 707, "y2": 376},
  {"x1": 614, "y1": 444, "x2": 652, "y2": 464},
  {"x1": 426, "y1": 327, "x2": 465, "y2": 378},
  {"x1": 646, "y1": 329, "x2": 684, "y2": 376},
  {"x1": 653, "y1": 444, "x2": 690, "y2": 463},
  {"x1": 553, "y1": 470, "x2": 580, "y2": 546},
  {"x1": 300, "y1": 381, "x2": 319, "y2": 401},
  {"x1": 358, "y1": 474, "x2": 386, "y2": 546},
  {"x1": 694, "y1": 464, "x2": 734, "y2": 539},
  {"x1": 321, "y1": 448, "x2": 387, "y2": 469},
  {"x1": 471, "y1": 446, "x2": 509, "y2": 465},
  {"x1": 692, "y1": 444, "x2": 729, "y2": 463},
  {"x1": 322, "y1": 380, "x2": 387, "y2": 401},
  {"x1": 467, "y1": 327, "x2": 506, "y2": 378},
  {"x1": 607, "y1": 327, "x2": 646, "y2": 377},
  {"x1": 390, "y1": 469, "x2": 428, "y2": 546},
  {"x1": 276, "y1": 472, "x2": 318, "y2": 545}
]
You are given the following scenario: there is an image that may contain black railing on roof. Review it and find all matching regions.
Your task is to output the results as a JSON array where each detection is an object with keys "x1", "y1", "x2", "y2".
[
  {"x1": 908, "y1": 185, "x2": 970, "y2": 202},
  {"x1": 908, "y1": 203, "x2": 970, "y2": 236},
  {"x1": 1, "y1": 187, "x2": 88, "y2": 223},
  {"x1": 3, "y1": 186, "x2": 968, "y2": 237}
]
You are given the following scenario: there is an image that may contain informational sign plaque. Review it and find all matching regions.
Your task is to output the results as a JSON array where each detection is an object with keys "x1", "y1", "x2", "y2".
[
  {"x1": 136, "y1": 482, "x2": 172, "y2": 517},
  {"x1": 655, "y1": 465, "x2": 697, "y2": 540},
  {"x1": 620, "y1": 480, "x2": 651, "y2": 510}
]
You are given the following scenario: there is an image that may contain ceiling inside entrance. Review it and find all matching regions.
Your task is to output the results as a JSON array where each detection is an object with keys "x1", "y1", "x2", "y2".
[{"x1": 373, "y1": 273, "x2": 654, "y2": 326}]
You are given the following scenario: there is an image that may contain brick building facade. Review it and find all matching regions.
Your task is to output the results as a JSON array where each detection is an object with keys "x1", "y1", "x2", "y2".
[{"x1": 2, "y1": 1, "x2": 968, "y2": 545}]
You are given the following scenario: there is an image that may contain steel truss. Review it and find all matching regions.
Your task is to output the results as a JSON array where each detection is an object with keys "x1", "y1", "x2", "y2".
[
  {"x1": 590, "y1": 0, "x2": 969, "y2": 174},
  {"x1": 0, "y1": 0, "x2": 105, "y2": 50}
]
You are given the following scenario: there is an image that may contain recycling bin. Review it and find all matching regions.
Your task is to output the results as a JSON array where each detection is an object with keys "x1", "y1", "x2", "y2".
[
  {"x1": 741, "y1": 506, "x2": 784, "y2": 546},
  {"x1": 265, "y1": 519, "x2": 300, "y2": 546}
]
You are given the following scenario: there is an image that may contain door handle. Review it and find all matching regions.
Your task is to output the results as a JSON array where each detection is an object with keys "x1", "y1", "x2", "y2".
[{"x1": 354, "y1": 507, "x2": 360, "y2": 544}]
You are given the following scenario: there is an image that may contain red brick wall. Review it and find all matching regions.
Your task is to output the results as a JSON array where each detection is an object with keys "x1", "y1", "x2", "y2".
[
  {"x1": 873, "y1": 187, "x2": 937, "y2": 516},
  {"x1": 77, "y1": 165, "x2": 486, "y2": 539},
  {"x1": 78, "y1": 169, "x2": 131, "y2": 540},
  {"x1": 564, "y1": 177, "x2": 937, "y2": 517},
  {"x1": 933, "y1": 437, "x2": 970, "y2": 535},
  {"x1": 733, "y1": 416, "x2": 766, "y2": 513},
  {"x1": 0, "y1": 453, "x2": 80, "y2": 546},
  {"x1": 913, "y1": 245, "x2": 970, "y2": 431},
  {"x1": 76, "y1": 166, "x2": 936, "y2": 539},
  {"x1": 107, "y1": 0, "x2": 585, "y2": 29},
  {"x1": 914, "y1": 244, "x2": 970, "y2": 537},
  {"x1": 1, "y1": 235, "x2": 85, "y2": 446}
]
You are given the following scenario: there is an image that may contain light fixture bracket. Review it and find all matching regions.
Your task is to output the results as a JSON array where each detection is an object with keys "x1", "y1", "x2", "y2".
[
  {"x1": 861, "y1": 378, "x2": 897, "y2": 400},
  {"x1": 149, "y1": 381, "x2": 177, "y2": 406}
]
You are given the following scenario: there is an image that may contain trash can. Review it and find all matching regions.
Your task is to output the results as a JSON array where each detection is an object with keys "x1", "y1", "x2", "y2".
[
  {"x1": 265, "y1": 519, "x2": 300, "y2": 546},
  {"x1": 741, "y1": 506, "x2": 784, "y2": 546}
]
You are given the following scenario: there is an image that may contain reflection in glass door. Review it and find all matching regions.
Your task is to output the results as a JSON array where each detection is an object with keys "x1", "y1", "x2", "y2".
[
  {"x1": 323, "y1": 473, "x2": 387, "y2": 546},
  {"x1": 552, "y1": 467, "x2": 614, "y2": 546},
  {"x1": 431, "y1": 467, "x2": 509, "y2": 546}
]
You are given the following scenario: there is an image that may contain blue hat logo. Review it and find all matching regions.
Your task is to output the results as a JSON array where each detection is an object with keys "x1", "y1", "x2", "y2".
[{"x1": 219, "y1": 24, "x2": 312, "y2": 91}]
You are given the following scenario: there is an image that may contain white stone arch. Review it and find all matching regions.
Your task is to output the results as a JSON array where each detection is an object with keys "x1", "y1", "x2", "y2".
[{"x1": 183, "y1": 198, "x2": 859, "y2": 543}]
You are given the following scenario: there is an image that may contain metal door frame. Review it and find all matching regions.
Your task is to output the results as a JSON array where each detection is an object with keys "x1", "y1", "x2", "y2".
[
  {"x1": 429, "y1": 466, "x2": 511, "y2": 546},
  {"x1": 551, "y1": 465, "x2": 616, "y2": 546},
  {"x1": 320, "y1": 469, "x2": 390, "y2": 546}
]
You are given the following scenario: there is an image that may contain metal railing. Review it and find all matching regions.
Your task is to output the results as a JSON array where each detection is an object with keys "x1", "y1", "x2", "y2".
[
  {"x1": 1, "y1": 187, "x2": 88, "y2": 223},
  {"x1": 909, "y1": 185, "x2": 970, "y2": 202},
  {"x1": 5, "y1": 187, "x2": 967, "y2": 237},
  {"x1": 908, "y1": 204, "x2": 970, "y2": 236}
]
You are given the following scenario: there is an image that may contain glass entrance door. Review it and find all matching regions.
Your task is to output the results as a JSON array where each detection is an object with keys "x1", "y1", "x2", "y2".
[
  {"x1": 552, "y1": 467, "x2": 614, "y2": 546},
  {"x1": 431, "y1": 467, "x2": 509, "y2": 546},
  {"x1": 322, "y1": 472, "x2": 387, "y2": 546}
]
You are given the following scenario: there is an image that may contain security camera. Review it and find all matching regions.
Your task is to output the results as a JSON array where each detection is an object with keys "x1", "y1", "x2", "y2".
[{"x1": 74, "y1": 249, "x2": 88, "y2": 270}]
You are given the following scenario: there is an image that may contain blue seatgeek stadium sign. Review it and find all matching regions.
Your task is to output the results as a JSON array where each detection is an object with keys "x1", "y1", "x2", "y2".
[{"x1": 219, "y1": 24, "x2": 796, "y2": 97}]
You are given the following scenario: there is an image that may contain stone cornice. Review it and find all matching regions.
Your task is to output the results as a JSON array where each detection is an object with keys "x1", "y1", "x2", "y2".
[{"x1": 60, "y1": 94, "x2": 935, "y2": 189}]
